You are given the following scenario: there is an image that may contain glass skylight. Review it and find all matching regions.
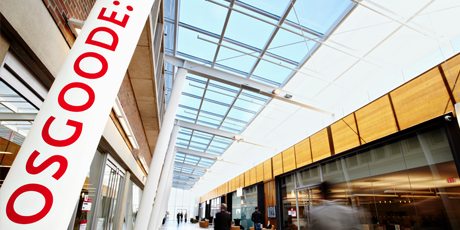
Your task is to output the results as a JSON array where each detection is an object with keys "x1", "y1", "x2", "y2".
[{"x1": 175, "y1": 127, "x2": 233, "y2": 155}]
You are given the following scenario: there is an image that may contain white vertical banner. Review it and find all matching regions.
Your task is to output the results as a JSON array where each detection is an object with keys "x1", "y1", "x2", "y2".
[{"x1": 0, "y1": 0, "x2": 155, "y2": 229}]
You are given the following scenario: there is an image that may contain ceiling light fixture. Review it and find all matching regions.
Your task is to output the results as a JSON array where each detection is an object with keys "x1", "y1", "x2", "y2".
[
  {"x1": 284, "y1": 94, "x2": 293, "y2": 99},
  {"x1": 272, "y1": 89, "x2": 281, "y2": 95}
]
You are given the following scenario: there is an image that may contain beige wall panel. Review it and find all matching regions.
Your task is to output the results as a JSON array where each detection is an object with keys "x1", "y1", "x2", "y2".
[
  {"x1": 441, "y1": 54, "x2": 460, "y2": 104},
  {"x1": 264, "y1": 159, "x2": 273, "y2": 181},
  {"x1": 355, "y1": 95, "x2": 398, "y2": 143},
  {"x1": 1, "y1": 0, "x2": 70, "y2": 77},
  {"x1": 250, "y1": 167, "x2": 257, "y2": 185},
  {"x1": 310, "y1": 129, "x2": 331, "y2": 162},
  {"x1": 0, "y1": 35, "x2": 10, "y2": 65},
  {"x1": 331, "y1": 114, "x2": 360, "y2": 154},
  {"x1": 295, "y1": 138, "x2": 312, "y2": 168},
  {"x1": 272, "y1": 153, "x2": 284, "y2": 177},
  {"x1": 235, "y1": 176, "x2": 240, "y2": 189},
  {"x1": 256, "y1": 163, "x2": 264, "y2": 183},
  {"x1": 282, "y1": 146, "x2": 296, "y2": 173},
  {"x1": 392, "y1": 68, "x2": 454, "y2": 130},
  {"x1": 245, "y1": 171, "x2": 250, "y2": 187},
  {"x1": 239, "y1": 174, "x2": 245, "y2": 188}
]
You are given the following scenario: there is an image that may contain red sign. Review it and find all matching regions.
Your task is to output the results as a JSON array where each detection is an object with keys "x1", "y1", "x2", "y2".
[
  {"x1": 0, "y1": 0, "x2": 155, "y2": 228},
  {"x1": 447, "y1": 178, "x2": 455, "y2": 183}
]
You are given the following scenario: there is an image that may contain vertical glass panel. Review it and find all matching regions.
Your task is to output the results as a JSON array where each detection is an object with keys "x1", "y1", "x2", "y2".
[
  {"x1": 164, "y1": 0, "x2": 175, "y2": 20},
  {"x1": 177, "y1": 27, "x2": 219, "y2": 62},
  {"x1": 232, "y1": 192, "x2": 242, "y2": 223},
  {"x1": 241, "y1": 185, "x2": 258, "y2": 229},
  {"x1": 402, "y1": 128, "x2": 460, "y2": 229},
  {"x1": 225, "y1": 11, "x2": 275, "y2": 49},
  {"x1": 296, "y1": 166, "x2": 321, "y2": 187},
  {"x1": 96, "y1": 163, "x2": 124, "y2": 230},
  {"x1": 164, "y1": 21, "x2": 175, "y2": 52},
  {"x1": 286, "y1": 0, "x2": 353, "y2": 34},
  {"x1": 122, "y1": 180, "x2": 142, "y2": 230},
  {"x1": 280, "y1": 174, "x2": 296, "y2": 230},
  {"x1": 179, "y1": 0, "x2": 228, "y2": 34},
  {"x1": 70, "y1": 151, "x2": 104, "y2": 230}
]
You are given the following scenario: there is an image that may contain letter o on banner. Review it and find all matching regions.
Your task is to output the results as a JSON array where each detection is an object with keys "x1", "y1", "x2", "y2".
[
  {"x1": 6, "y1": 184, "x2": 53, "y2": 224},
  {"x1": 58, "y1": 82, "x2": 95, "y2": 112},
  {"x1": 74, "y1": 52, "x2": 108, "y2": 79}
]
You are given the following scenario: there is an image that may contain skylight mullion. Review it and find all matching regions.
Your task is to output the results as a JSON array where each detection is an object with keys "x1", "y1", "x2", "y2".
[
  {"x1": 212, "y1": 0, "x2": 236, "y2": 68},
  {"x1": 186, "y1": 130, "x2": 194, "y2": 149},
  {"x1": 247, "y1": 0, "x2": 296, "y2": 78},
  {"x1": 194, "y1": 79, "x2": 210, "y2": 123},
  {"x1": 217, "y1": 90, "x2": 242, "y2": 129},
  {"x1": 204, "y1": 135, "x2": 216, "y2": 152},
  {"x1": 222, "y1": 0, "x2": 323, "y2": 38},
  {"x1": 173, "y1": 0, "x2": 179, "y2": 56}
]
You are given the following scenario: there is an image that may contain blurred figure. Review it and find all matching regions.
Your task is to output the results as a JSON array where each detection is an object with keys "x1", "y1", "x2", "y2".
[
  {"x1": 308, "y1": 182, "x2": 360, "y2": 230},
  {"x1": 177, "y1": 212, "x2": 180, "y2": 225},
  {"x1": 185, "y1": 212, "x2": 188, "y2": 223},
  {"x1": 214, "y1": 203, "x2": 232, "y2": 230},
  {"x1": 180, "y1": 212, "x2": 183, "y2": 222},
  {"x1": 251, "y1": 207, "x2": 263, "y2": 230},
  {"x1": 264, "y1": 221, "x2": 272, "y2": 229}
]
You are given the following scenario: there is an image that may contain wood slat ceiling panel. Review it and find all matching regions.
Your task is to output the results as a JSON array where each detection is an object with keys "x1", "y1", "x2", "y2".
[
  {"x1": 256, "y1": 163, "x2": 264, "y2": 183},
  {"x1": 250, "y1": 167, "x2": 257, "y2": 185},
  {"x1": 441, "y1": 55, "x2": 460, "y2": 104},
  {"x1": 355, "y1": 95, "x2": 398, "y2": 143},
  {"x1": 239, "y1": 174, "x2": 245, "y2": 188},
  {"x1": 282, "y1": 146, "x2": 296, "y2": 173},
  {"x1": 295, "y1": 138, "x2": 312, "y2": 168},
  {"x1": 310, "y1": 129, "x2": 331, "y2": 162},
  {"x1": 264, "y1": 159, "x2": 273, "y2": 181},
  {"x1": 272, "y1": 153, "x2": 284, "y2": 177},
  {"x1": 245, "y1": 171, "x2": 250, "y2": 187},
  {"x1": 331, "y1": 114, "x2": 360, "y2": 154}
]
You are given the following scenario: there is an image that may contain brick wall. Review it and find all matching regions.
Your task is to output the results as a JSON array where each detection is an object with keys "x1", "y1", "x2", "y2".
[
  {"x1": 42, "y1": 0, "x2": 96, "y2": 47},
  {"x1": 118, "y1": 73, "x2": 152, "y2": 167}
]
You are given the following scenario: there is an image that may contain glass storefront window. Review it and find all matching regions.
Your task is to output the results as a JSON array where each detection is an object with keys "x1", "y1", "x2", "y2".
[
  {"x1": 232, "y1": 185, "x2": 258, "y2": 229},
  {"x1": 123, "y1": 180, "x2": 142, "y2": 230},
  {"x1": 279, "y1": 126, "x2": 460, "y2": 230}
]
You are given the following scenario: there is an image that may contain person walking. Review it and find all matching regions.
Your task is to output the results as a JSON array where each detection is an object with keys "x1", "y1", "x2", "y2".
[
  {"x1": 185, "y1": 212, "x2": 188, "y2": 223},
  {"x1": 177, "y1": 212, "x2": 180, "y2": 225},
  {"x1": 251, "y1": 207, "x2": 263, "y2": 230},
  {"x1": 180, "y1": 212, "x2": 183, "y2": 222},
  {"x1": 214, "y1": 203, "x2": 232, "y2": 230}
]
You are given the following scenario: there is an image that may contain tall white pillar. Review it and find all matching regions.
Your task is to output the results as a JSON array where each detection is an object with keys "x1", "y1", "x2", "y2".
[
  {"x1": 147, "y1": 125, "x2": 179, "y2": 229},
  {"x1": 134, "y1": 68, "x2": 187, "y2": 230},
  {"x1": 155, "y1": 161, "x2": 175, "y2": 228}
]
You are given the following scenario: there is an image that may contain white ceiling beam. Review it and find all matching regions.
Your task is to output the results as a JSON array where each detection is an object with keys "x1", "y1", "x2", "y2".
[
  {"x1": 0, "y1": 113, "x2": 36, "y2": 121},
  {"x1": 165, "y1": 55, "x2": 334, "y2": 115},
  {"x1": 173, "y1": 172, "x2": 201, "y2": 179},
  {"x1": 176, "y1": 147, "x2": 218, "y2": 160},
  {"x1": 175, "y1": 162, "x2": 208, "y2": 171}
]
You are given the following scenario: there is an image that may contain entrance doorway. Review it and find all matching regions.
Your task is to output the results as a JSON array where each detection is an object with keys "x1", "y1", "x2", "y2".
[
  {"x1": 295, "y1": 186, "x2": 320, "y2": 230},
  {"x1": 176, "y1": 209, "x2": 188, "y2": 221}
]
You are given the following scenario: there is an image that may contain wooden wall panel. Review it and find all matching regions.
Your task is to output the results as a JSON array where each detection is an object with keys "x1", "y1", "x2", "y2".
[
  {"x1": 391, "y1": 68, "x2": 454, "y2": 130},
  {"x1": 310, "y1": 129, "x2": 331, "y2": 162},
  {"x1": 263, "y1": 159, "x2": 273, "y2": 181},
  {"x1": 239, "y1": 174, "x2": 245, "y2": 188},
  {"x1": 295, "y1": 138, "x2": 312, "y2": 168},
  {"x1": 355, "y1": 95, "x2": 398, "y2": 143},
  {"x1": 331, "y1": 114, "x2": 360, "y2": 154},
  {"x1": 272, "y1": 153, "x2": 284, "y2": 177},
  {"x1": 235, "y1": 176, "x2": 240, "y2": 189},
  {"x1": 282, "y1": 146, "x2": 296, "y2": 173},
  {"x1": 441, "y1": 54, "x2": 460, "y2": 104},
  {"x1": 264, "y1": 181, "x2": 277, "y2": 230},
  {"x1": 250, "y1": 167, "x2": 257, "y2": 185},
  {"x1": 245, "y1": 171, "x2": 250, "y2": 187},
  {"x1": 256, "y1": 163, "x2": 264, "y2": 183}
]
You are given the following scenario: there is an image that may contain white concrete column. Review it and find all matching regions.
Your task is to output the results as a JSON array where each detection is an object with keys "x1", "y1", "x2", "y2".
[
  {"x1": 155, "y1": 162, "x2": 175, "y2": 228},
  {"x1": 158, "y1": 166, "x2": 175, "y2": 228},
  {"x1": 134, "y1": 68, "x2": 187, "y2": 230},
  {"x1": 147, "y1": 125, "x2": 179, "y2": 229}
]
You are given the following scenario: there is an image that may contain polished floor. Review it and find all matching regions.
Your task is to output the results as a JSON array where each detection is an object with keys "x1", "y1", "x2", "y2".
[{"x1": 159, "y1": 220, "x2": 203, "y2": 230}]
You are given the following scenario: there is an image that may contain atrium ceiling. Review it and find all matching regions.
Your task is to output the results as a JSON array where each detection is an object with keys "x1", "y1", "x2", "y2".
[{"x1": 164, "y1": 0, "x2": 460, "y2": 192}]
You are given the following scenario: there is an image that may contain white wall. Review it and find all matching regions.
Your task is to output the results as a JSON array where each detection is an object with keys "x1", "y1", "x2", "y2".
[{"x1": 167, "y1": 188, "x2": 199, "y2": 221}]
